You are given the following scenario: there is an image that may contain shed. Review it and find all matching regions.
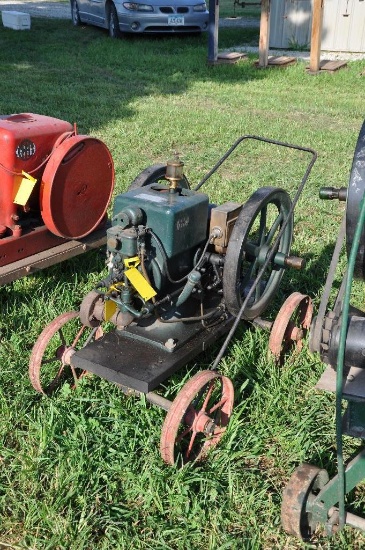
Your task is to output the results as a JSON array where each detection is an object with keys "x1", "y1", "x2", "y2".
[{"x1": 269, "y1": 0, "x2": 365, "y2": 53}]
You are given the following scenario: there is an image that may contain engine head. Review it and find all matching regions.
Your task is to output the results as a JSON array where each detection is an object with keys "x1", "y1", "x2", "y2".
[{"x1": 108, "y1": 183, "x2": 210, "y2": 293}]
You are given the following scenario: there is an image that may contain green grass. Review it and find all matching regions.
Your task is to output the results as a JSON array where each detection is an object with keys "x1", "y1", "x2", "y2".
[{"x1": 1, "y1": 16, "x2": 365, "y2": 550}]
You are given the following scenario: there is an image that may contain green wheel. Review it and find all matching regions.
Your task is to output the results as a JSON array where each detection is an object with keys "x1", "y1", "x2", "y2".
[
  {"x1": 223, "y1": 186, "x2": 293, "y2": 320},
  {"x1": 281, "y1": 463, "x2": 329, "y2": 540}
]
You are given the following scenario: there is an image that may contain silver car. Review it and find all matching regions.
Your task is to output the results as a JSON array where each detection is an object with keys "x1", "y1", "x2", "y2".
[{"x1": 70, "y1": 0, "x2": 209, "y2": 37}]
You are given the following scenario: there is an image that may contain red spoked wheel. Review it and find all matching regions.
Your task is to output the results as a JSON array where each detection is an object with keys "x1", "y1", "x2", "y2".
[
  {"x1": 160, "y1": 370, "x2": 234, "y2": 465},
  {"x1": 269, "y1": 292, "x2": 313, "y2": 362},
  {"x1": 29, "y1": 311, "x2": 103, "y2": 395}
]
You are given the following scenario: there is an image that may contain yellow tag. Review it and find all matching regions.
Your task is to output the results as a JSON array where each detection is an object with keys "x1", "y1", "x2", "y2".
[
  {"x1": 124, "y1": 267, "x2": 157, "y2": 301},
  {"x1": 13, "y1": 171, "x2": 37, "y2": 206},
  {"x1": 124, "y1": 256, "x2": 140, "y2": 269},
  {"x1": 104, "y1": 300, "x2": 117, "y2": 321}
]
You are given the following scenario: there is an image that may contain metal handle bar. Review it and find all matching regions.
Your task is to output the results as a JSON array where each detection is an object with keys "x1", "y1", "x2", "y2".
[{"x1": 194, "y1": 134, "x2": 317, "y2": 191}]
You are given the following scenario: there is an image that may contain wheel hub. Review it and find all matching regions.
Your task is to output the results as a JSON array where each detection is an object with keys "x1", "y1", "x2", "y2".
[
  {"x1": 57, "y1": 345, "x2": 75, "y2": 365},
  {"x1": 184, "y1": 408, "x2": 216, "y2": 435}
]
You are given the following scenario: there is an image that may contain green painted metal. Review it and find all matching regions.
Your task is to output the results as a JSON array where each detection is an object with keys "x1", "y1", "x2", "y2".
[
  {"x1": 345, "y1": 401, "x2": 365, "y2": 438},
  {"x1": 308, "y1": 195, "x2": 365, "y2": 531},
  {"x1": 335, "y1": 194, "x2": 365, "y2": 527},
  {"x1": 309, "y1": 449, "x2": 365, "y2": 524},
  {"x1": 113, "y1": 185, "x2": 209, "y2": 259}
]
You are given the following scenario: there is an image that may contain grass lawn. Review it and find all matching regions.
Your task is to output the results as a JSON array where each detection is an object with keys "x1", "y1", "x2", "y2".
[{"x1": 1, "y1": 16, "x2": 365, "y2": 550}]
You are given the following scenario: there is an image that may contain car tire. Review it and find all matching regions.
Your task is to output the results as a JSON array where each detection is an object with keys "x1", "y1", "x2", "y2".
[
  {"x1": 109, "y1": 5, "x2": 121, "y2": 38},
  {"x1": 71, "y1": 0, "x2": 81, "y2": 26}
]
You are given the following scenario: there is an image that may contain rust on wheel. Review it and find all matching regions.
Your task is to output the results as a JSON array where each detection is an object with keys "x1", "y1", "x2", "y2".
[
  {"x1": 29, "y1": 311, "x2": 103, "y2": 395},
  {"x1": 281, "y1": 463, "x2": 329, "y2": 540},
  {"x1": 79, "y1": 290, "x2": 104, "y2": 328},
  {"x1": 160, "y1": 370, "x2": 234, "y2": 465},
  {"x1": 269, "y1": 292, "x2": 313, "y2": 362}
]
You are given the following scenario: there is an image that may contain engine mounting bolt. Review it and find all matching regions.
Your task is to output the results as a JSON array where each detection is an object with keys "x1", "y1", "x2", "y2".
[
  {"x1": 165, "y1": 338, "x2": 177, "y2": 350},
  {"x1": 211, "y1": 226, "x2": 223, "y2": 239},
  {"x1": 12, "y1": 225, "x2": 22, "y2": 238}
]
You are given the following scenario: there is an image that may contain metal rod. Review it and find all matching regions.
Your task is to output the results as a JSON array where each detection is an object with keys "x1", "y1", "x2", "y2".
[
  {"x1": 194, "y1": 135, "x2": 317, "y2": 192},
  {"x1": 146, "y1": 391, "x2": 172, "y2": 411},
  {"x1": 252, "y1": 317, "x2": 273, "y2": 331},
  {"x1": 346, "y1": 511, "x2": 365, "y2": 531}
]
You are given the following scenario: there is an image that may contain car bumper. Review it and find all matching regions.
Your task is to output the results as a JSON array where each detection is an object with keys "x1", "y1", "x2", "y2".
[{"x1": 116, "y1": 11, "x2": 209, "y2": 33}]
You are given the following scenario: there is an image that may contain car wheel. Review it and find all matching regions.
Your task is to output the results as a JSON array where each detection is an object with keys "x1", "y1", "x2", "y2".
[
  {"x1": 109, "y1": 5, "x2": 121, "y2": 38},
  {"x1": 71, "y1": 0, "x2": 81, "y2": 26}
]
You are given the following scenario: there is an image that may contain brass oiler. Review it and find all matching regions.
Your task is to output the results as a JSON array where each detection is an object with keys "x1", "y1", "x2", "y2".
[{"x1": 165, "y1": 153, "x2": 184, "y2": 192}]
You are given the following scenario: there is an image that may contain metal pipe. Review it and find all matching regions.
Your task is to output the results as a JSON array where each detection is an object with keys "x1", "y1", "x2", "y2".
[
  {"x1": 346, "y1": 512, "x2": 365, "y2": 531},
  {"x1": 145, "y1": 391, "x2": 172, "y2": 411},
  {"x1": 252, "y1": 317, "x2": 272, "y2": 331}
]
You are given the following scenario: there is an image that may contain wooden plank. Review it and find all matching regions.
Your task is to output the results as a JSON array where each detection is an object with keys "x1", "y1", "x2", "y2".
[
  {"x1": 216, "y1": 51, "x2": 247, "y2": 64},
  {"x1": 255, "y1": 56, "x2": 296, "y2": 68},
  {"x1": 309, "y1": 0, "x2": 324, "y2": 73},
  {"x1": 0, "y1": 227, "x2": 107, "y2": 286},
  {"x1": 306, "y1": 59, "x2": 348, "y2": 74},
  {"x1": 259, "y1": 0, "x2": 270, "y2": 68},
  {"x1": 267, "y1": 55, "x2": 296, "y2": 66},
  {"x1": 318, "y1": 59, "x2": 348, "y2": 72}
]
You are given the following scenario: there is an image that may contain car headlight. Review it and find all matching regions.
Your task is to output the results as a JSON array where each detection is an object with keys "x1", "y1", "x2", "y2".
[
  {"x1": 123, "y1": 2, "x2": 154, "y2": 11},
  {"x1": 193, "y1": 2, "x2": 207, "y2": 11}
]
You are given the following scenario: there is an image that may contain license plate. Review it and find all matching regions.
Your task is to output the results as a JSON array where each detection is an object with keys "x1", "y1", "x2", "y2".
[{"x1": 168, "y1": 15, "x2": 184, "y2": 26}]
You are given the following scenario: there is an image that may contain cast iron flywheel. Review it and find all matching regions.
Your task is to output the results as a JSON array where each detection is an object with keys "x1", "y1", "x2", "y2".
[{"x1": 346, "y1": 119, "x2": 365, "y2": 280}]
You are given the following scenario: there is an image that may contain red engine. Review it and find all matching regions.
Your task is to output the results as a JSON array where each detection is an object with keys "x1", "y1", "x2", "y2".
[{"x1": 0, "y1": 113, "x2": 114, "y2": 268}]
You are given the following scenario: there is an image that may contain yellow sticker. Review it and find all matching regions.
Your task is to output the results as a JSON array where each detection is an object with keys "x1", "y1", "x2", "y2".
[
  {"x1": 13, "y1": 171, "x2": 37, "y2": 206},
  {"x1": 124, "y1": 267, "x2": 157, "y2": 301},
  {"x1": 104, "y1": 299, "x2": 117, "y2": 322}
]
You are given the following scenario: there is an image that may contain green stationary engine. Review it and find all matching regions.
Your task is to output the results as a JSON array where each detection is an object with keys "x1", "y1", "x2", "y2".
[{"x1": 29, "y1": 136, "x2": 316, "y2": 465}]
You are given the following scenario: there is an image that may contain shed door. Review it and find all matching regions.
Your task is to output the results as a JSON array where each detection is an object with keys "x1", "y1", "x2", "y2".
[
  {"x1": 283, "y1": 0, "x2": 312, "y2": 49},
  {"x1": 322, "y1": 0, "x2": 365, "y2": 52},
  {"x1": 270, "y1": 0, "x2": 312, "y2": 49}
]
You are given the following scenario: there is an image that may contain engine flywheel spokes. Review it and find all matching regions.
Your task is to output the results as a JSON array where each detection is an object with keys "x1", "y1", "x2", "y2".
[{"x1": 223, "y1": 186, "x2": 293, "y2": 320}]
